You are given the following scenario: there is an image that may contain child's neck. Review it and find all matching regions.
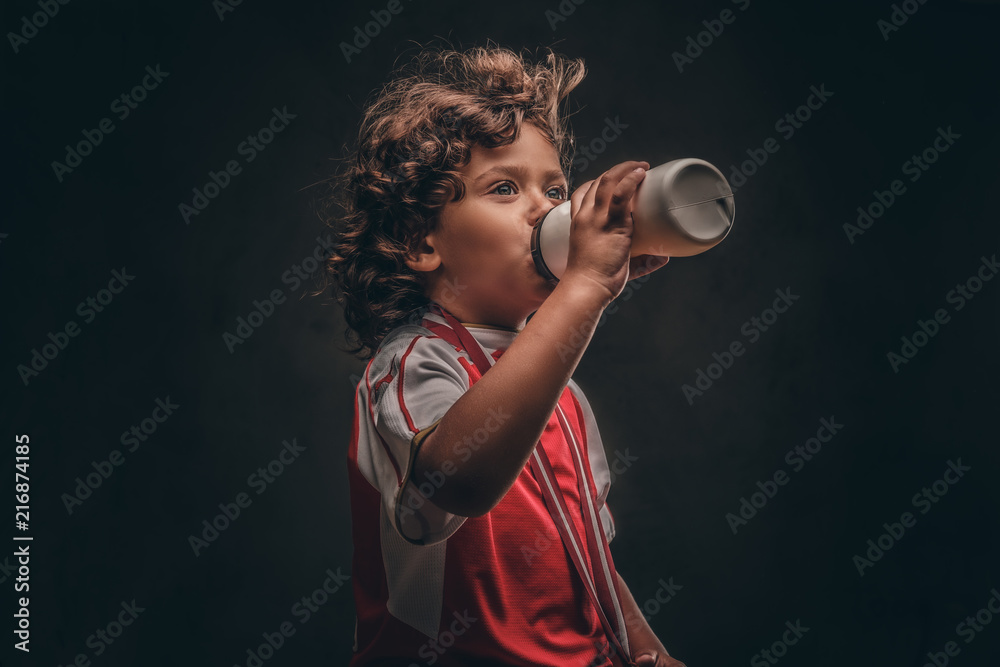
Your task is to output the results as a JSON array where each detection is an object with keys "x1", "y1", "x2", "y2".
[{"x1": 459, "y1": 321, "x2": 521, "y2": 333}]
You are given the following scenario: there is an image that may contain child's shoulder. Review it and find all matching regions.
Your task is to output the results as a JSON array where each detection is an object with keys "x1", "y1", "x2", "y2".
[{"x1": 367, "y1": 321, "x2": 459, "y2": 379}]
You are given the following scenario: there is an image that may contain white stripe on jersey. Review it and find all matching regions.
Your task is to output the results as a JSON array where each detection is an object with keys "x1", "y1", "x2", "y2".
[
  {"x1": 556, "y1": 403, "x2": 629, "y2": 655},
  {"x1": 566, "y1": 378, "x2": 616, "y2": 544}
]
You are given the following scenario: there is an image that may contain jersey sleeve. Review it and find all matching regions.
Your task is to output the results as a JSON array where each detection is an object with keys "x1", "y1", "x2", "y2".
[
  {"x1": 365, "y1": 329, "x2": 471, "y2": 546},
  {"x1": 566, "y1": 378, "x2": 616, "y2": 544}
]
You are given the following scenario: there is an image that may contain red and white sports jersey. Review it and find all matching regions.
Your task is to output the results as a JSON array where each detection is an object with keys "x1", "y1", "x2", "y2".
[{"x1": 347, "y1": 309, "x2": 625, "y2": 666}]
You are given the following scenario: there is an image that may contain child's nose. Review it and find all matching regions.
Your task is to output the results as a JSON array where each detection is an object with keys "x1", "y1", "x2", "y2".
[{"x1": 529, "y1": 195, "x2": 559, "y2": 226}]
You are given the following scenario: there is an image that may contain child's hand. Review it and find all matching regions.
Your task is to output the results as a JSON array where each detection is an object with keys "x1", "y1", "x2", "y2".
[
  {"x1": 628, "y1": 253, "x2": 671, "y2": 281},
  {"x1": 564, "y1": 160, "x2": 650, "y2": 304},
  {"x1": 634, "y1": 650, "x2": 688, "y2": 667}
]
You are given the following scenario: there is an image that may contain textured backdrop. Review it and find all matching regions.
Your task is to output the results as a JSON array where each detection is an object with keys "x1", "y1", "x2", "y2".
[{"x1": 3, "y1": 0, "x2": 999, "y2": 665}]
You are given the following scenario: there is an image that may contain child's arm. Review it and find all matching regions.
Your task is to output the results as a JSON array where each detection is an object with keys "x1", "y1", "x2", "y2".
[
  {"x1": 616, "y1": 571, "x2": 687, "y2": 667},
  {"x1": 412, "y1": 160, "x2": 651, "y2": 518}
]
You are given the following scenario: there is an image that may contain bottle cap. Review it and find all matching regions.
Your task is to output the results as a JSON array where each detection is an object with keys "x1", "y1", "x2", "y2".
[{"x1": 630, "y1": 158, "x2": 735, "y2": 257}]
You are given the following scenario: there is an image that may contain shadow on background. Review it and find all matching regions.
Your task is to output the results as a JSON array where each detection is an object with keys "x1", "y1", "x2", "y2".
[{"x1": 2, "y1": 0, "x2": 999, "y2": 664}]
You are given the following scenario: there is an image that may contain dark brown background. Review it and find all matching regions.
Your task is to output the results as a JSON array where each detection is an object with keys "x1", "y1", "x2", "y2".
[{"x1": 3, "y1": 0, "x2": 999, "y2": 665}]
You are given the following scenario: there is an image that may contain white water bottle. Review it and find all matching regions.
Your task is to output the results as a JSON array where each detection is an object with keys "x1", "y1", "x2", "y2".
[{"x1": 530, "y1": 158, "x2": 736, "y2": 281}]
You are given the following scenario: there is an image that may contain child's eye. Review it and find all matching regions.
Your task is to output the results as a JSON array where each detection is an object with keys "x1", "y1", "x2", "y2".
[
  {"x1": 491, "y1": 183, "x2": 566, "y2": 199},
  {"x1": 489, "y1": 182, "x2": 567, "y2": 198}
]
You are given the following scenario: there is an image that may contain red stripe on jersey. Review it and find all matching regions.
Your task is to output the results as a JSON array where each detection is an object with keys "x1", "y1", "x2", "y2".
[
  {"x1": 423, "y1": 319, "x2": 474, "y2": 384},
  {"x1": 348, "y1": 379, "x2": 362, "y2": 469},
  {"x1": 457, "y1": 356, "x2": 476, "y2": 381},
  {"x1": 423, "y1": 320, "x2": 463, "y2": 353},
  {"x1": 397, "y1": 336, "x2": 423, "y2": 435},
  {"x1": 372, "y1": 370, "x2": 393, "y2": 394}
]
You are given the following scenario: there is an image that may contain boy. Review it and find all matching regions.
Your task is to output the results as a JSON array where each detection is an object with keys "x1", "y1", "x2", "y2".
[{"x1": 326, "y1": 44, "x2": 684, "y2": 666}]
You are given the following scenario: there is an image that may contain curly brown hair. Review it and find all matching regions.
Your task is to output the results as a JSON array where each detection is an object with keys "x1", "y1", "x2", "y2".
[{"x1": 320, "y1": 42, "x2": 586, "y2": 359}]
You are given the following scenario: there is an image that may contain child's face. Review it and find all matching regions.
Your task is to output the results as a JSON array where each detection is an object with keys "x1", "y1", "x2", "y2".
[{"x1": 413, "y1": 123, "x2": 568, "y2": 328}]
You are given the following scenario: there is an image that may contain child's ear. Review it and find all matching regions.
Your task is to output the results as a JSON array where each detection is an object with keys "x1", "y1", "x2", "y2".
[{"x1": 404, "y1": 234, "x2": 441, "y2": 273}]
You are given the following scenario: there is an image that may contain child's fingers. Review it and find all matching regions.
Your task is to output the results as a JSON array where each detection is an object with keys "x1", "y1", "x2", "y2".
[
  {"x1": 604, "y1": 166, "x2": 647, "y2": 230},
  {"x1": 569, "y1": 179, "x2": 595, "y2": 220},
  {"x1": 589, "y1": 160, "x2": 649, "y2": 221}
]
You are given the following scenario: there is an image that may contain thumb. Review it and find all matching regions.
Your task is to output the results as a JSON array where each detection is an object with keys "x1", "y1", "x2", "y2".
[{"x1": 634, "y1": 652, "x2": 658, "y2": 666}]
